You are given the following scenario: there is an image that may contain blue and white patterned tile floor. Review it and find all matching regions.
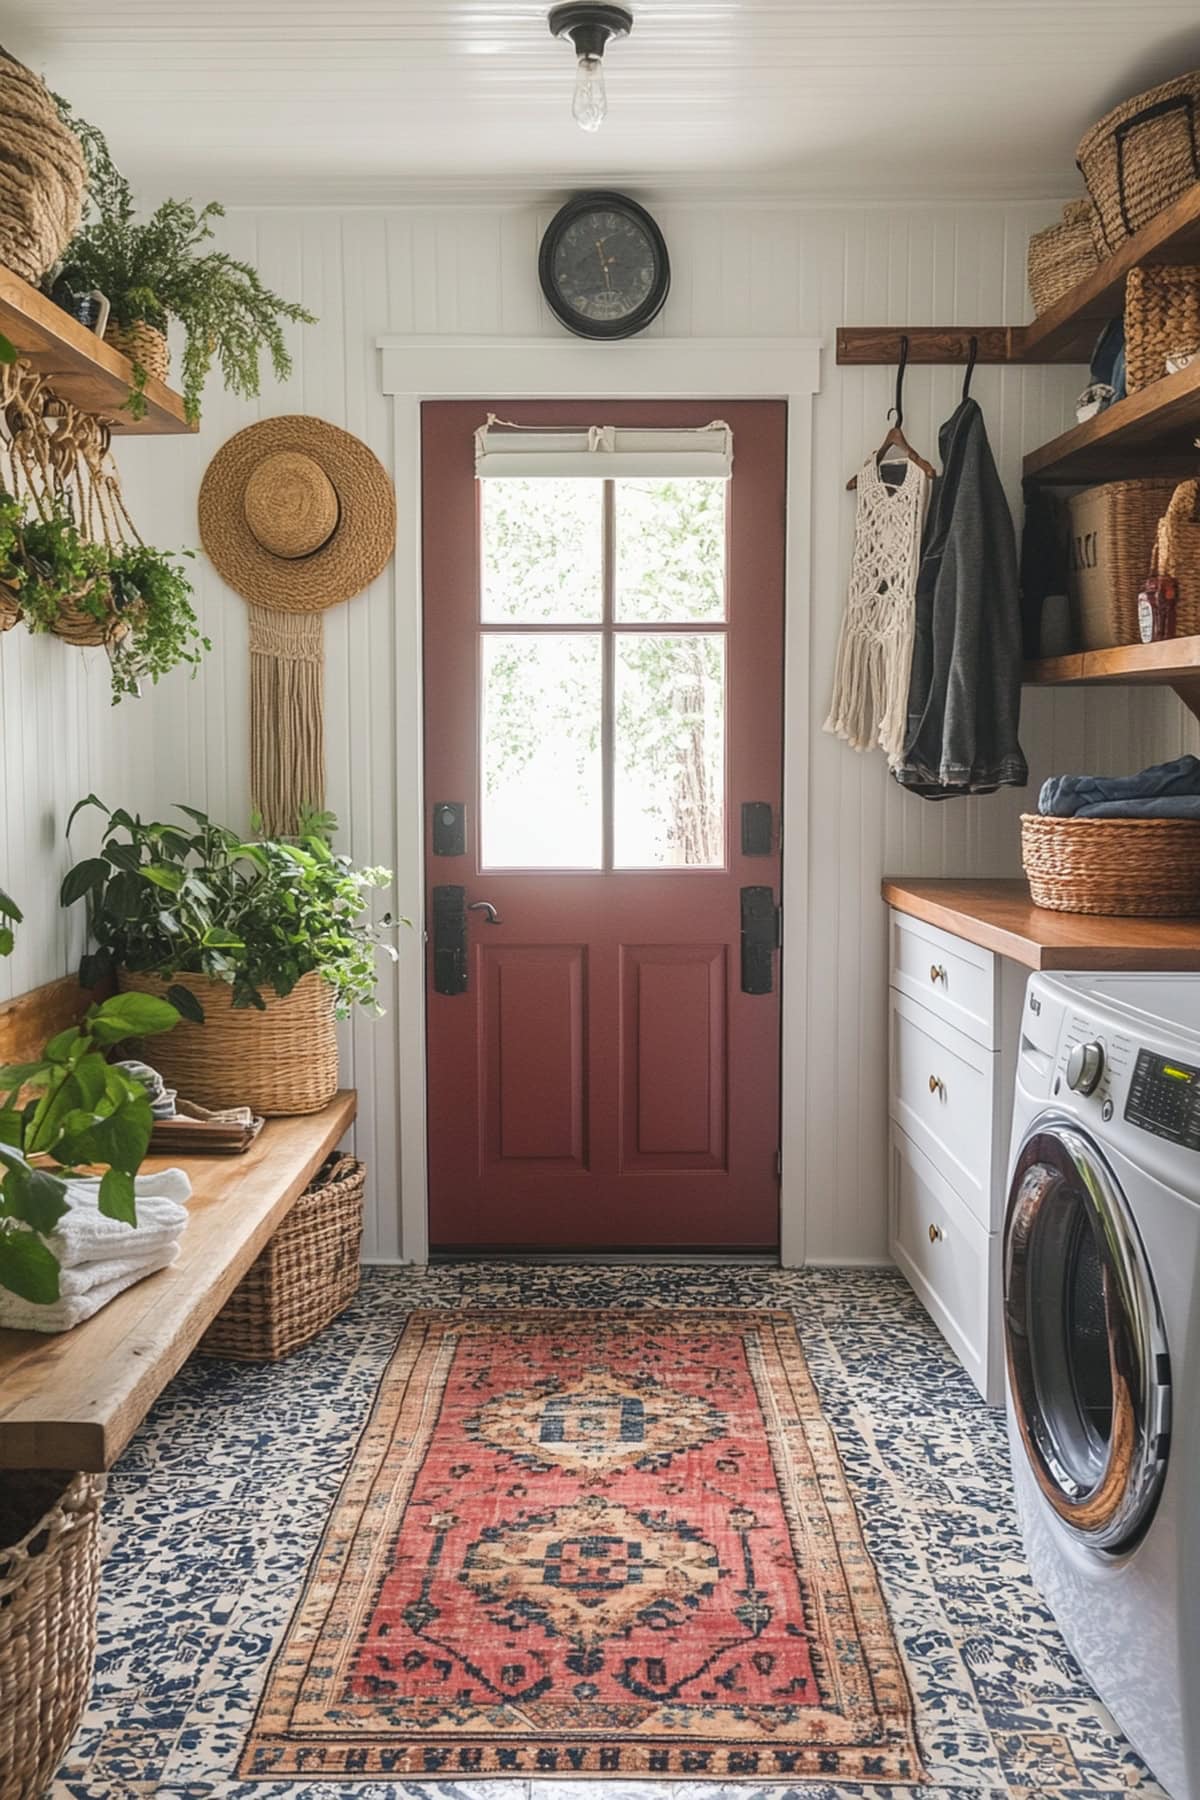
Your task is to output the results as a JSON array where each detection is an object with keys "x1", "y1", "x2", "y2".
[{"x1": 49, "y1": 1264, "x2": 1167, "y2": 1800}]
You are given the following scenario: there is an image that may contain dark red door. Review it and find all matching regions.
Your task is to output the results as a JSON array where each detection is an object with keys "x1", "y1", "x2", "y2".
[{"x1": 422, "y1": 399, "x2": 785, "y2": 1252}]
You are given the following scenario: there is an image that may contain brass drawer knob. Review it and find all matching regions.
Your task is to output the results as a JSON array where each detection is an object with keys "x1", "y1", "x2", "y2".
[
  {"x1": 928, "y1": 1073, "x2": 945, "y2": 1097},
  {"x1": 930, "y1": 963, "x2": 947, "y2": 984},
  {"x1": 928, "y1": 1222, "x2": 943, "y2": 1244}
]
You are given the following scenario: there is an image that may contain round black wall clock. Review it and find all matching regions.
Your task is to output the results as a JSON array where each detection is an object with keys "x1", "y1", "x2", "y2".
[{"x1": 538, "y1": 191, "x2": 670, "y2": 340}]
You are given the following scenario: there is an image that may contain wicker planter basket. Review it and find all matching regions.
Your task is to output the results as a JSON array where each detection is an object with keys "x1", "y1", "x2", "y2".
[
  {"x1": 118, "y1": 968, "x2": 339, "y2": 1116},
  {"x1": 0, "y1": 1472, "x2": 103, "y2": 1800},
  {"x1": 1066, "y1": 478, "x2": 1179, "y2": 648},
  {"x1": 1078, "y1": 71, "x2": 1200, "y2": 256},
  {"x1": 1125, "y1": 263, "x2": 1200, "y2": 390},
  {"x1": 0, "y1": 50, "x2": 86, "y2": 285},
  {"x1": 104, "y1": 321, "x2": 169, "y2": 385},
  {"x1": 1022, "y1": 814, "x2": 1200, "y2": 916},
  {"x1": 49, "y1": 577, "x2": 133, "y2": 650},
  {"x1": 200, "y1": 1154, "x2": 365, "y2": 1360},
  {"x1": 1027, "y1": 200, "x2": 1100, "y2": 315}
]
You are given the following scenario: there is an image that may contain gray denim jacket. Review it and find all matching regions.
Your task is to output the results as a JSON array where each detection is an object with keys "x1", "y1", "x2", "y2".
[{"x1": 893, "y1": 397, "x2": 1028, "y2": 800}]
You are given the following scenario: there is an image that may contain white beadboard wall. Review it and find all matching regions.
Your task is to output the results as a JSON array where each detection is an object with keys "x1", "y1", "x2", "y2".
[
  {"x1": 0, "y1": 628, "x2": 148, "y2": 1004},
  {"x1": 109, "y1": 195, "x2": 1176, "y2": 1265}
]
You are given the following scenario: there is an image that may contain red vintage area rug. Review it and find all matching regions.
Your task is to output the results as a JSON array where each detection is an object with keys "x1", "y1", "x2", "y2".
[{"x1": 241, "y1": 1309, "x2": 923, "y2": 1783}]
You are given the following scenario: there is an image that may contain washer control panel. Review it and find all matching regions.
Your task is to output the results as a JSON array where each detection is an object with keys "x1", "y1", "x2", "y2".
[{"x1": 1125, "y1": 1049, "x2": 1200, "y2": 1148}]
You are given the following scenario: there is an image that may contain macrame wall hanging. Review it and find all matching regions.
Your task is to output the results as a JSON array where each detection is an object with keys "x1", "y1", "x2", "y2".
[
  {"x1": 197, "y1": 416, "x2": 396, "y2": 837},
  {"x1": 0, "y1": 357, "x2": 143, "y2": 643}
]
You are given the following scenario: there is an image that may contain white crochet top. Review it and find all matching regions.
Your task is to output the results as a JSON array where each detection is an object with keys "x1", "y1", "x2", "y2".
[{"x1": 824, "y1": 455, "x2": 932, "y2": 767}]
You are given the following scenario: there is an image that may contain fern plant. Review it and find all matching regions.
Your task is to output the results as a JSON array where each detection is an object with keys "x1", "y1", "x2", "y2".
[{"x1": 51, "y1": 100, "x2": 314, "y2": 423}]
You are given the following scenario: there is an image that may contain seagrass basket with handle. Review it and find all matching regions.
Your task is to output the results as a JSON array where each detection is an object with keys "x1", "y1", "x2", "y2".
[
  {"x1": 0, "y1": 1472, "x2": 103, "y2": 1800},
  {"x1": 118, "y1": 967, "x2": 339, "y2": 1116},
  {"x1": 1077, "y1": 70, "x2": 1200, "y2": 255}
]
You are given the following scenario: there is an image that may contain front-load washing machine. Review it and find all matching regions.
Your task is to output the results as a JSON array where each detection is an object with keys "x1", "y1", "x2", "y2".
[{"x1": 1004, "y1": 971, "x2": 1200, "y2": 1799}]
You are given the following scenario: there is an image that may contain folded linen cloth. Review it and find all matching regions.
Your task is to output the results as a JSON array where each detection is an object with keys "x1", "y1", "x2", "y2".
[
  {"x1": 1039, "y1": 754, "x2": 1200, "y2": 817},
  {"x1": 1070, "y1": 796, "x2": 1200, "y2": 820},
  {"x1": 0, "y1": 1244, "x2": 181, "y2": 1334},
  {"x1": 113, "y1": 1059, "x2": 178, "y2": 1119},
  {"x1": 53, "y1": 1242, "x2": 182, "y2": 1298}
]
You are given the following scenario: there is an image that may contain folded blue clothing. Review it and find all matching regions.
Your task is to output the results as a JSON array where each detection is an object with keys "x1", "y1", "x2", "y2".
[
  {"x1": 1038, "y1": 755, "x2": 1200, "y2": 817},
  {"x1": 1072, "y1": 796, "x2": 1200, "y2": 820}
]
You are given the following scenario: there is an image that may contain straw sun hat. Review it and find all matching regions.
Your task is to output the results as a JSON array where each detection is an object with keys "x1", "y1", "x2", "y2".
[{"x1": 197, "y1": 415, "x2": 396, "y2": 612}]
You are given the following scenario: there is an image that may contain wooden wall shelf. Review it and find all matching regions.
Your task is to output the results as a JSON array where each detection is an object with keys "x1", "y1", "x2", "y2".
[
  {"x1": 0, "y1": 265, "x2": 194, "y2": 436},
  {"x1": 1025, "y1": 637, "x2": 1200, "y2": 720},
  {"x1": 1022, "y1": 358, "x2": 1200, "y2": 483}
]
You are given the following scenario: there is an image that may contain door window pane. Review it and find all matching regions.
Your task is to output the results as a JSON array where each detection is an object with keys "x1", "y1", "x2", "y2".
[
  {"x1": 614, "y1": 478, "x2": 727, "y2": 621},
  {"x1": 481, "y1": 633, "x2": 603, "y2": 868},
  {"x1": 481, "y1": 478, "x2": 603, "y2": 622},
  {"x1": 613, "y1": 633, "x2": 726, "y2": 868}
]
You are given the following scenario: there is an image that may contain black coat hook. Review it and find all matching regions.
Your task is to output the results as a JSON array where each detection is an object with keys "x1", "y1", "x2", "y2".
[
  {"x1": 962, "y1": 334, "x2": 979, "y2": 401},
  {"x1": 889, "y1": 333, "x2": 910, "y2": 429}
]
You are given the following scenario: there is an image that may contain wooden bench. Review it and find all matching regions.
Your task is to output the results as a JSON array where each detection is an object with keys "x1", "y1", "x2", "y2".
[{"x1": 0, "y1": 977, "x2": 357, "y2": 1471}]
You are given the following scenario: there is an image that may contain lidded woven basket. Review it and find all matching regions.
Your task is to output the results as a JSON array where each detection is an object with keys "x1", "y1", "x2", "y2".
[
  {"x1": 1022, "y1": 814, "x2": 1200, "y2": 916},
  {"x1": 0, "y1": 49, "x2": 86, "y2": 284},
  {"x1": 0, "y1": 1472, "x2": 103, "y2": 1800},
  {"x1": 118, "y1": 967, "x2": 339, "y2": 1116}
]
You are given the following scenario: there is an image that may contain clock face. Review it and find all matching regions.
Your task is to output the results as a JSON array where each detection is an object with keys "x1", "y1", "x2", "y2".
[{"x1": 539, "y1": 193, "x2": 670, "y2": 340}]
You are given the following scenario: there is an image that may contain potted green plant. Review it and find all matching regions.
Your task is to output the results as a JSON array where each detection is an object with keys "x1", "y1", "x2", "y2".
[
  {"x1": 62, "y1": 801, "x2": 398, "y2": 1117},
  {"x1": 0, "y1": 986, "x2": 178, "y2": 1800},
  {"x1": 50, "y1": 101, "x2": 314, "y2": 422}
]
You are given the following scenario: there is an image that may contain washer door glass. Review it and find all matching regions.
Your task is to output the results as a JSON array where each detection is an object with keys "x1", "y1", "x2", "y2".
[{"x1": 1004, "y1": 1122, "x2": 1170, "y2": 1553}]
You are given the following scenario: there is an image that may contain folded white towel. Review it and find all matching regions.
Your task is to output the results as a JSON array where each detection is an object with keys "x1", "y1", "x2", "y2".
[
  {"x1": 55, "y1": 1243, "x2": 182, "y2": 1297},
  {"x1": 47, "y1": 1169, "x2": 192, "y2": 1268},
  {"x1": 0, "y1": 1243, "x2": 181, "y2": 1333}
]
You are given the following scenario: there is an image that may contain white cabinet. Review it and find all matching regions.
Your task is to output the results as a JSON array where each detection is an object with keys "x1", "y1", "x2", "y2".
[{"x1": 887, "y1": 908, "x2": 1024, "y2": 1404}]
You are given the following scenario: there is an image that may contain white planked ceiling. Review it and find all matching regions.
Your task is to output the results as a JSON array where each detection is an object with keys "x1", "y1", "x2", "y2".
[{"x1": 3, "y1": 1, "x2": 1200, "y2": 203}]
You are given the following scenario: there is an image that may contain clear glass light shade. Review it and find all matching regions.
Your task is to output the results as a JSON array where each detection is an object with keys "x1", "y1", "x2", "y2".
[{"x1": 572, "y1": 53, "x2": 607, "y2": 131}]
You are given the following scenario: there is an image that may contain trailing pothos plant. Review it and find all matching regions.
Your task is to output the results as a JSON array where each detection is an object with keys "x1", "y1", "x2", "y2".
[
  {"x1": 51, "y1": 98, "x2": 315, "y2": 423},
  {"x1": 62, "y1": 800, "x2": 399, "y2": 1020},
  {"x1": 0, "y1": 990, "x2": 180, "y2": 1303}
]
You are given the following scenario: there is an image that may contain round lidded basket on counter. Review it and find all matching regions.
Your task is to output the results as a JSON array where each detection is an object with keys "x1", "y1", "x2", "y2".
[{"x1": 1022, "y1": 814, "x2": 1200, "y2": 916}]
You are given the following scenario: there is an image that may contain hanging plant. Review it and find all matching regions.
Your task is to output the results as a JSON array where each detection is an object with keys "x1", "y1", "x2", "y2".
[
  {"x1": 0, "y1": 491, "x2": 210, "y2": 700},
  {"x1": 50, "y1": 100, "x2": 315, "y2": 423},
  {"x1": 106, "y1": 543, "x2": 209, "y2": 701}
]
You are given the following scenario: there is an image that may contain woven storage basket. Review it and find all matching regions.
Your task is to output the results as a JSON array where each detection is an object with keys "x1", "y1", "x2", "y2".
[
  {"x1": 1027, "y1": 200, "x2": 1101, "y2": 315},
  {"x1": 0, "y1": 1472, "x2": 103, "y2": 1800},
  {"x1": 1125, "y1": 263, "x2": 1200, "y2": 390},
  {"x1": 118, "y1": 968, "x2": 338, "y2": 1116},
  {"x1": 1067, "y1": 478, "x2": 1179, "y2": 648},
  {"x1": 1022, "y1": 814, "x2": 1200, "y2": 915},
  {"x1": 200, "y1": 1153, "x2": 365, "y2": 1360},
  {"x1": 104, "y1": 321, "x2": 169, "y2": 385},
  {"x1": 1078, "y1": 71, "x2": 1200, "y2": 256},
  {"x1": 1153, "y1": 479, "x2": 1200, "y2": 635},
  {"x1": 0, "y1": 50, "x2": 86, "y2": 285}
]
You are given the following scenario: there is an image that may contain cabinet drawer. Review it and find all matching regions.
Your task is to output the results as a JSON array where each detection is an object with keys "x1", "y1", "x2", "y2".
[
  {"x1": 889, "y1": 989, "x2": 1000, "y2": 1228},
  {"x1": 889, "y1": 908, "x2": 997, "y2": 1049},
  {"x1": 889, "y1": 1124, "x2": 1003, "y2": 1405}
]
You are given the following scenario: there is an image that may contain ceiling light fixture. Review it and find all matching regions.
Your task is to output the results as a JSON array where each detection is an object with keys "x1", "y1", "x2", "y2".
[{"x1": 548, "y1": 3, "x2": 633, "y2": 133}]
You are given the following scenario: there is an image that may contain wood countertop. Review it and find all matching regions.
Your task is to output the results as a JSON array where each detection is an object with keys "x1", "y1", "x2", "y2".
[
  {"x1": 0, "y1": 1090, "x2": 357, "y2": 1471},
  {"x1": 882, "y1": 877, "x2": 1200, "y2": 971}
]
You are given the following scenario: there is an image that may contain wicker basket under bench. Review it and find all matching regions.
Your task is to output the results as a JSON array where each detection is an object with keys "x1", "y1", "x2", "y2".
[{"x1": 200, "y1": 1154, "x2": 366, "y2": 1361}]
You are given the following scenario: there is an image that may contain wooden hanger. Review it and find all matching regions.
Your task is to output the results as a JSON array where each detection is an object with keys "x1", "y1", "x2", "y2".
[{"x1": 847, "y1": 333, "x2": 936, "y2": 490}]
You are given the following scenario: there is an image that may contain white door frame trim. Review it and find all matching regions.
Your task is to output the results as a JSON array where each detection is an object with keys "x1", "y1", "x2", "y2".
[{"x1": 379, "y1": 334, "x2": 822, "y2": 1267}]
